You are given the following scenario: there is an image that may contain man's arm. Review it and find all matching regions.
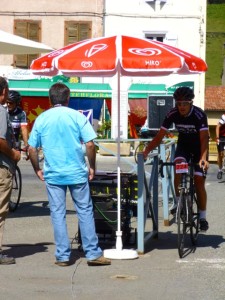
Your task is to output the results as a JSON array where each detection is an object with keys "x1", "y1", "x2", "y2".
[
  {"x1": 143, "y1": 128, "x2": 167, "y2": 159},
  {"x1": 0, "y1": 138, "x2": 20, "y2": 162},
  {"x1": 85, "y1": 140, "x2": 96, "y2": 181},
  {"x1": 28, "y1": 146, "x2": 44, "y2": 181}
]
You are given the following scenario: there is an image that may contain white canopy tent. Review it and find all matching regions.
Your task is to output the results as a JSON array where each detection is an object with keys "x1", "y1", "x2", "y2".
[{"x1": 0, "y1": 29, "x2": 53, "y2": 54}]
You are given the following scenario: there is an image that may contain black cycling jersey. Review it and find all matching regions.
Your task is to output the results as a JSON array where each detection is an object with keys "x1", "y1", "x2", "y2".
[
  {"x1": 8, "y1": 107, "x2": 27, "y2": 142},
  {"x1": 161, "y1": 105, "x2": 208, "y2": 171},
  {"x1": 162, "y1": 105, "x2": 208, "y2": 148}
]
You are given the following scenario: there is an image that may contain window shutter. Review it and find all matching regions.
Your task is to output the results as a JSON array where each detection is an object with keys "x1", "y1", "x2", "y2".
[
  {"x1": 65, "y1": 22, "x2": 91, "y2": 45},
  {"x1": 28, "y1": 22, "x2": 39, "y2": 41},
  {"x1": 14, "y1": 21, "x2": 40, "y2": 68}
]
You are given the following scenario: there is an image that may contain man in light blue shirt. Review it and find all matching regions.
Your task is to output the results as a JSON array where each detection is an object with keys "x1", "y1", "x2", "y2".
[{"x1": 28, "y1": 83, "x2": 111, "y2": 267}]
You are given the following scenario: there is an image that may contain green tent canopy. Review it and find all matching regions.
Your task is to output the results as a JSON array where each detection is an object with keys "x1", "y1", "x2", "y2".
[{"x1": 8, "y1": 77, "x2": 112, "y2": 98}]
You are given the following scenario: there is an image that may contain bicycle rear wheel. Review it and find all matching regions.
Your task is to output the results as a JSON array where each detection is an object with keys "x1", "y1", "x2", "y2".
[
  {"x1": 9, "y1": 165, "x2": 22, "y2": 212},
  {"x1": 190, "y1": 193, "x2": 200, "y2": 245},
  {"x1": 177, "y1": 190, "x2": 188, "y2": 258},
  {"x1": 134, "y1": 142, "x2": 146, "y2": 163}
]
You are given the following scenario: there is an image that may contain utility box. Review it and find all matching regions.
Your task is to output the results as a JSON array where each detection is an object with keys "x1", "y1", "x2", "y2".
[{"x1": 147, "y1": 96, "x2": 175, "y2": 130}]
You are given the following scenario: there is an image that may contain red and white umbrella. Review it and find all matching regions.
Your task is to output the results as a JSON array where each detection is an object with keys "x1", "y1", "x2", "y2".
[
  {"x1": 31, "y1": 35, "x2": 207, "y2": 77},
  {"x1": 30, "y1": 35, "x2": 207, "y2": 259}
]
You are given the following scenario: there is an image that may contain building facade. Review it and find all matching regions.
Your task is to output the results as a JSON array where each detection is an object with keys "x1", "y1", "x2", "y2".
[{"x1": 0, "y1": 0, "x2": 207, "y2": 138}]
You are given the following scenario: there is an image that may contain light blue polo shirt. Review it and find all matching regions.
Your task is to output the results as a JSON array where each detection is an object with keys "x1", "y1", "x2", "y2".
[{"x1": 28, "y1": 106, "x2": 97, "y2": 185}]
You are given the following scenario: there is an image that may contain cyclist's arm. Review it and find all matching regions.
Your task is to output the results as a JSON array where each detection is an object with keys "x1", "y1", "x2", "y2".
[
  {"x1": 21, "y1": 125, "x2": 29, "y2": 147},
  {"x1": 85, "y1": 140, "x2": 96, "y2": 181},
  {"x1": 28, "y1": 145, "x2": 44, "y2": 181},
  {"x1": 199, "y1": 130, "x2": 209, "y2": 170},
  {"x1": 143, "y1": 127, "x2": 167, "y2": 159},
  {"x1": 215, "y1": 123, "x2": 221, "y2": 145}
]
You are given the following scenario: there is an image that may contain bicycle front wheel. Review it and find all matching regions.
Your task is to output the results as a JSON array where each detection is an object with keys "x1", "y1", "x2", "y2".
[
  {"x1": 177, "y1": 190, "x2": 188, "y2": 258},
  {"x1": 190, "y1": 193, "x2": 200, "y2": 245},
  {"x1": 134, "y1": 142, "x2": 146, "y2": 163},
  {"x1": 9, "y1": 165, "x2": 22, "y2": 212}
]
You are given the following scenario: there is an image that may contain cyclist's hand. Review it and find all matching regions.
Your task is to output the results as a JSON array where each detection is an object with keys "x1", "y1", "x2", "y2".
[
  {"x1": 142, "y1": 149, "x2": 149, "y2": 161},
  {"x1": 36, "y1": 169, "x2": 44, "y2": 181},
  {"x1": 199, "y1": 159, "x2": 209, "y2": 171}
]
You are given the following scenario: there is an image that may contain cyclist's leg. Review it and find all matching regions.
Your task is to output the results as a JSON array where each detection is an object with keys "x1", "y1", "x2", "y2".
[
  {"x1": 171, "y1": 146, "x2": 188, "y2": 213},
  {"x1": 194, "y1": 158, "x2": 209, "y2": 231},
  {"x1": 217, "y1": 141, "x2": 224, "y2": 178}
]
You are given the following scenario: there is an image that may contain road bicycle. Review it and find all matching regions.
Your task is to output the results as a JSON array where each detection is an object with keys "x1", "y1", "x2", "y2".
[
  {"x1": 9, "y1": 147, "x2": 29, "y2": 212},
  {"x1": 159, "y1": 157, "x2": 203, "y2": 258},
  {"x1": 9, "y1": 165, "x2": 22, "y2": 212}
]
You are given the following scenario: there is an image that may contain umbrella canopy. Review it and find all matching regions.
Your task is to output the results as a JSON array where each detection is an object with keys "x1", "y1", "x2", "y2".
[
  {"x1": 0, "y1": 29, "x2": 53, "y2": 54},
  {"x1": 30, "y1": 35, "x2": 207, "y2": 259},
  {"x1": 30, "y1": 35, "x2": 207, "y2": 77}
]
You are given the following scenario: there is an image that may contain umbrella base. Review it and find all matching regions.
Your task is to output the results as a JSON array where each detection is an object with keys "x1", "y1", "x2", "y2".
[{"x1": 103, "y1": 249, "x2": 138, "y2": 260}]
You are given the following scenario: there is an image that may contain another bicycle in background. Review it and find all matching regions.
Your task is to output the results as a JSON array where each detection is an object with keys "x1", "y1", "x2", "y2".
[
  {"x1": 134, "y1": 129, "x2": 175, "y2": 163},
  {"x1": 9, "y1": 147, "x2": 29, "y2": 212},
  {"x1": 9, "y1": 165, "x2": 22, "y2": 212},
  {"x1": 159, "y1": 157, "x2": 203, "y2": 258}
]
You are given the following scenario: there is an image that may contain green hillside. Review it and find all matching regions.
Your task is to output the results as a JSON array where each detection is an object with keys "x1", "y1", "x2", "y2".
[{"x1": 206, "y1": 4, "x2": 225, "y2": 85}]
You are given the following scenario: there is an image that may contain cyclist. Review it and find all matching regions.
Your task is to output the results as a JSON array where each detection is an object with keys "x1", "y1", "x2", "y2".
[
  {"x1": 7, "y1": 90, "x2": 28, "y2": 150},
  {"x1": 143, "y1": 87, "x2": 209, "y2": 231},
  {"x1": 215, "y1": 114, "x2": 225, "y2": 179}
]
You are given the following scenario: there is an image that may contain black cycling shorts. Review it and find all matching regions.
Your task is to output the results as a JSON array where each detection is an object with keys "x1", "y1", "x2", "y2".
[
  {"x1": 174, "y1": 144, "x2": 206, "y2": 176},
  {"x1": 217, "y1": 137, "x2": 225, "y2": 153}
]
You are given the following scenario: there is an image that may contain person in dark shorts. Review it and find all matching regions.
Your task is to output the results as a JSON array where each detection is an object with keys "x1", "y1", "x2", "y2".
[
  {"x1": 143, "y1": 87, "x2": 209, "y2": 231},
  {"x1": 215, "y1": 114, "x2": 225, "y2": 180}
]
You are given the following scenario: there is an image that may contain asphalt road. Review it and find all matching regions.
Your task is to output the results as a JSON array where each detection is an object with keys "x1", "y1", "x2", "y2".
[{"x1": 1, "y1": 155, "x2": 225, "y2": 300}]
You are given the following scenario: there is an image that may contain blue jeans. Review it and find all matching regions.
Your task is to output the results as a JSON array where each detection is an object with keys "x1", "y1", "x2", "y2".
[{"x1": 45, "y1": 181, "x2": 102, "y2": 262}]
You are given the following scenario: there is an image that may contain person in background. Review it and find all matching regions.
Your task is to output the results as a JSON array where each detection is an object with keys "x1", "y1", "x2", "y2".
[
  {"x1": 215, "y1": 114, "x2": 225, "y2": 180},
  {"x1": 28, "y1": 83, "x2": 111, "y2": 267},
  {"x1": 143, "y1": 87, "x2": 209, "y2": 232},
  {"x1": 0, "y1": 77, "x2": 21, "y2": 264},
  {"x1": 7, "y1": 90, "x2": 28, "y2": 150}
]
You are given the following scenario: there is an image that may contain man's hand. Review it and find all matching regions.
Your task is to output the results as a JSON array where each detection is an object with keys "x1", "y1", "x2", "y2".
[
  {"x1": 12, "y1": 149, "x2": 21, "y2": 163},
  {"x1": 36, "y1": 169, "x2": 44, "y2": 181},
  {"x1": 88, "y1": 167, "x2": 95, "y2": 181}
]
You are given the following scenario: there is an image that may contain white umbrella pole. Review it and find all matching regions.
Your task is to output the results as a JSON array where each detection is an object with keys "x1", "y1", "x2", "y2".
[
  {"x1": 104, "y1": 61, "x2": 138, "y2": 260},
  {"x1": 116, "y1": 61, "x2": 122, "y2": 250}
]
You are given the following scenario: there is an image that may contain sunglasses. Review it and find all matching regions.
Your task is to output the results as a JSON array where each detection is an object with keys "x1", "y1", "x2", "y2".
[
  {"x1": 176, "y1": 101, "x2": 192, "y2": 107},
  {"x1": 6, "y1": 101, "x2": 15, "y2": 105}
]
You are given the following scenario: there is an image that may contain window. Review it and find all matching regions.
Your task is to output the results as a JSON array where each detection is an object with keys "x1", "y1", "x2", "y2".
[
  {"x1": 14, "y1": 20, "x2": 41, "y2": 69},
  {"x1": 65, "y1": 22, "x2": 92, "y2": 45},
  {"x1": 144, "y1": 32, "x2": 166, "y2": 42}
]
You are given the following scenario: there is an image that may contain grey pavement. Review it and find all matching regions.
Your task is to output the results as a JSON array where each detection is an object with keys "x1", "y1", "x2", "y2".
[{"x1": 1, "y1": 155, "x2": 225, "y2": 300}]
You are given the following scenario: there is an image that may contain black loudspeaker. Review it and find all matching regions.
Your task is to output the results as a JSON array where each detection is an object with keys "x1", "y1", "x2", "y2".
[{"x1": 147, "y1": 96, "x2": 175, "y2": 130}]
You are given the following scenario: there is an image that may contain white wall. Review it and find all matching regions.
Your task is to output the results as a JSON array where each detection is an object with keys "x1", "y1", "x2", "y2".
[{"x1": 103, "y1": 0, "x2": 207, "y2": 108}]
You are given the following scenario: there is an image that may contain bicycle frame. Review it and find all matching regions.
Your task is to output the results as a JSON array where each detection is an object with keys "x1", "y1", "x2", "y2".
[{"x1": 160, "y1": 158, "x2": 200, "y2": 258}]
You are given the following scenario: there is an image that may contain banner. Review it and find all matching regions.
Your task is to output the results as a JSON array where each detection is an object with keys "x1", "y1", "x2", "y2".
[
  {"x1": 78, "y1": 109, "x2": 93, "y2": 125},
  {"x1": 21, "y1": 96, "x2": 51, "y2": 132}
]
